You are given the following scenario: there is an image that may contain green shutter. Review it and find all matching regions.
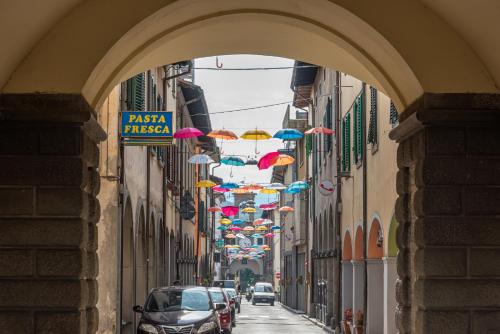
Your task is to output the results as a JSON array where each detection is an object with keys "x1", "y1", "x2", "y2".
[
  {"x1": 341, "y1": 113, "x2": 351, "y2": 172},
  {"x1": 132, "y1": 73, "x2": 145, "y2": 111},
  {"x1": 367, "y1": 87, "x2": 378, "y2": 146},
  {"x1": 306, "y1": 134, "x2": 312, "y2": 157},
  {"x1": 353, "y1": 94, "x2": 363, "y2": 164}
]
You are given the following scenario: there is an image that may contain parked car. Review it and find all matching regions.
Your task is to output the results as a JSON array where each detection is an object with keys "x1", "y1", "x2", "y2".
[
  {"x1": 133, "y1": 286, "x2": 225, "y2": 334},
  {"x1": 252, "y1": 282, "x2": 275, "y2": 306},
  {"x1": 208, "y1": 287, "x2": 233, "y2": 334},
  {"x1": 212, "y1": 280, "x2": 236, "y2": 289},
  {"x1": 223, "y1": 288, "x2": 240, "y2": 322}
]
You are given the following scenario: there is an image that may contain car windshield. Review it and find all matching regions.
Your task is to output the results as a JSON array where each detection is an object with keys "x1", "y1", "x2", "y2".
[
  {"x1": 145, "y1": 289, "x2": 211, "y2": 312},
  {"x1": 224, "y1": 289, "x2": 236, "y2": 298},
  {"x1": 209, "y1": 291, "x2": 226, "y2": 304},
  {"x1": 255, "y1": 285, "x2": 273, "y2": 293}
]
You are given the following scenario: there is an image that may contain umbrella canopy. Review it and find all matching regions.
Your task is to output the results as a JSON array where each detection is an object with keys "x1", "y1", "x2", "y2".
[
  {"x1": 243, "y1": 183, "x2": 264, "y2": 190},
  {"x1": 207, "y1": 129, "x2": 238, "y2": 140},
  {"x1": 273, "y1": 128, "x2": 304, "y2": 140},
  {"x1": 261, "y1": 219, "x2": 274, "y2": 225},
  {"x1": 242, "y1": 207, "x2": 257, "y2": 213},
  {"x1": 271, "y1": 226, "x2": 281, "y2": 231},
  {"x1": 285, "y1": 187, "x2": 301, "y2": 194},
  {"x1": 260, "y1": 203, "x2": 277, "y2": 209},
  {"x1": 217, "y1": 225, "x2": 228, "y2": 231},
  {"x1": 257, "y1": 151, "x2": 280, "y2": 170},
  {"x1": 251, "y1": 233, "x2": 263, "y2": 238},
  {"x1": 256, "y1": 226, "x2": 268, "y2": 231},
  {"x1": 260, "y1": 188, "x2": 278, "y2": 194},
  {"x1": 236, "y1": 233, "x2": 246, "y2": 239},
  {"x1": 262, "y1": 207, "x2": 275, "y2": 211},
  {"x1": 208, "y1": 206, "x2": 221, "y2": 213},
  {"x1": 240, "y1": 129, "x2": 272, "y2": 140},
  {"x1": 264, "y1": 233, "x2": 275, "y2": 237},
  {"x1": 271, "y1": 154, "x2": 295, "y2": 166},
  {"x1": 231, "y1": 219, "x2": 244, "y2": 225},
  {"x1": 188, "y1": 154, "x2": 214, "y2": 164},
  {"x1": 279, "y1": 206, "x2": 294, "y2": 212},
  {"x1": 304, "y1": 127, "x2": 335, "y2": 135},
  {"x1": 219, "y1": 218, "x2": 232, "y2": 225},
  {"x1": 225, "y1": 233, "x2": 236, "y2": 239},
  {"x1": 267, "y1": 182, "x2": 286, "y2": 190},
  {"x1": 290, "y1": 181, "x2": 310, "y2": 189},
  {"x1": 196, "y1": 180, "x2": 217, "y2": 188},
  {"x1": 221, "y1": 156, "x2": 245, "y2": 166},
  {"x1": 220, "y1": 182, "x2": 239, "y2": 189},
  {"x1": 221, "y1": 206, "x2": 239, "y2": 216},
  {"x1": 230, "y1": 226, "x2": 242, "y2": 231},
  {"x1": 245, "y1": 158, "x2": 258, "y2": 165},
  {"x1": 253, "y1": 218, "x2": 264, "y2": 225},
  {"x1": 243, "y1": 226, "x2": 255, "y2": 231},
  {"x1": 231, "y1": 188, "x2": 250, "y2": 194},
  {"x1": 173, "y1": 127, "x2": 204, "y2": 139},
  {"x1": 212, "y1": 186, "x2": 230, "y2": 193}
]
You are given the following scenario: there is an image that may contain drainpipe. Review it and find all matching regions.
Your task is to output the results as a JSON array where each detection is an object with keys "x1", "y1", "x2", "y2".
[
  {"x1": 334, "y1": 71, "x2": 342, "y2": 330},
  {"x1": 310, "y1": 101, "x2": 316, "y2": 317},
  {"x1": 117, "y1": 86, "x2": 125, "y2": 333},
  {"x1": 361, "y1": 83, "x2": 368, "y2": 328}
]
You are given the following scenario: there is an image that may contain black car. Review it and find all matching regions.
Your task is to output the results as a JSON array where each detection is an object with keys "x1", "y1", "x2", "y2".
[{"x1": 133, "y1": 286, "x2": 225, "y2": 334}]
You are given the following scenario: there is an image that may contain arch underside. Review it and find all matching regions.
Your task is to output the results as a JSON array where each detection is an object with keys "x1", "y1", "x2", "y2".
[
  {"x1": 228, "y1": 259, "x2": 263, "y2": 275},
  {"x1": 1, "y1": 0, "x2": 498, "y2": 113}
]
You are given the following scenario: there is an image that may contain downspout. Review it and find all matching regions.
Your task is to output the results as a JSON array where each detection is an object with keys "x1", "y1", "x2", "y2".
[
  {"x1": 334, "y1": 71, "x2": 342, "y2": 330},
  {"x1": 117, "y1": 86, "x2": 125, "y2": 333},
  {"x1": 162, "y1": 66, "x2": 168, "y2": 285},
  {"x1": 310, "y1": 101, "x2": 316, "y2": 316},
  {"x1": 361, "y1": 83, "x2": 368, "y2": 328},
  {"x1": 145, "y1": 71, "x2": 152, "y2": 292}
]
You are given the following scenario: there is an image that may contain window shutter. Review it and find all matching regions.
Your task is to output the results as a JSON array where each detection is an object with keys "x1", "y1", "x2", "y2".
[
  {"x1": 353, "y1": 94, "x2": 363, "y2": 164},
  {"x1": 367, "y1": 87, "x2": 378, "y2": 146},
  {"x1": 133, "y1": 73, "x2": 145, "y2": 111},
  {"x1": 306, "y1": 134, "x2": 312, "y2": 157},
  {"x1": 389, "y1": 101, "x2": 399, "y2": 127},
  {"x1": 342, "y1": 113, "x2": 351, "y2": 172},
  {"x1": 325, "y1": 98, "x2": 333, "y2": 152}
]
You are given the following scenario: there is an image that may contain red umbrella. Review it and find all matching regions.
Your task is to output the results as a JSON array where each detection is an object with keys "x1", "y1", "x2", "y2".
[
  {"x1": 257, "y1": 151, "x2": 280, "y2": 170},
  {"x1": 221, "y1": 206, "x2": 239, "y2": 216},
  {"x1": 259, "y1": 203, "x2": 277, "y2": 209},
  {"x1": 304, "y1": 127, "x2": 335, "y2": 135},
  {"x1": 213, "y1": 186, "x2": 230, "y2": 193},
  {"x1": 173, "y1": 127, "x2": 204, "y2": 139}
]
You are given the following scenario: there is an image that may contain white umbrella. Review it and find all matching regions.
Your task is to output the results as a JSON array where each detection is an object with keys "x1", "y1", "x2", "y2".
[
  {"x1": 188, "y1": 154, "x2": 214, "y2": 164},
  {"x1": 267, "y1": 182, "x2": 286, "y2": 190}
]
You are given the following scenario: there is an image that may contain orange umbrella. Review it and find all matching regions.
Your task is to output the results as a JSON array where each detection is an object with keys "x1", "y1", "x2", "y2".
[
  {"x1": 279, "y1": 206, "x2": 294, "y2": 212},
  {"x1": 271, "y1": 154, "x2": 295, "y2": 166},
  {"x1": 243, "y1": 183, "x2": 264, "y2": 190},
  {"x1": 208, "y1": 207, "x2": 221, "y2": 213},
  {"x1": 253, "y1": 218, "x2": 264, "y2": 225},
  {"x1": 207, "y1": 129, "x2": 238, "y2": 140},
  {"x1": 231, "y1": 188, "x2": 251, "y2": 194}
]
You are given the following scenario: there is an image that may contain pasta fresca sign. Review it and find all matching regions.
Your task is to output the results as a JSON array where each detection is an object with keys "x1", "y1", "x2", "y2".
[{"x1": 121, "y1": 111, "x2": 174, "y2": 145}]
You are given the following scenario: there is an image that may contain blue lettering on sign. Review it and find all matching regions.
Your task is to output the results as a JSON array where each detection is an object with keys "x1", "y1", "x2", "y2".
[{"x1": 121, "y1": 111, "x2": 174, "y2": 138}]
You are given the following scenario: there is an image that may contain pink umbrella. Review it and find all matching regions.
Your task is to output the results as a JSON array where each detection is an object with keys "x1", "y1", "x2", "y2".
[
  {"x1": 213, "y1": 186, "x2": 230, "y2": 193},
  {"x1": 173, "y1": 127, "x2": 204, "y2": 139},
  {"x1": 257, "y1": 151, "x2": 280, "y2": 170},
  {"x1": 304, "y1": 127, "x2": 335, "y2": 135},
  {"x1": 221, "y1": 206, "x2": 239, "y2": 216},
  {"x1": 231, "y1": 226, "x2": 242, "y2": 231},
  {"x1": 264, "y1": 233, "x2": 275, "y2": 237},
  {"x1": 259, "y1": 203, "x2": 277, "y2": 209}
]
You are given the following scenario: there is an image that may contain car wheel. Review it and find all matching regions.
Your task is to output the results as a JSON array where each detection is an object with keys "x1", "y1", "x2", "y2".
[{"x1": 270, "y1": 301, "x2": 274, "y2": 306}]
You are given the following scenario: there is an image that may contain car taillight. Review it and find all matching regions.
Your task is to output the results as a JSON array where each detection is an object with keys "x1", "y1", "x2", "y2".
[{"x1": 229, "y1": 300, "x2": 235, "y2": 305}]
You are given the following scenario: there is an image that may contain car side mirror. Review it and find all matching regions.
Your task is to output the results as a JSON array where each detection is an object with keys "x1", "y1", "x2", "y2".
[
  {"x1": 133, "y1": 305, "x2": 144, "y2": 313},
  {"x1": 214, "y1": 303, "x2": 226, "y2": 311}
]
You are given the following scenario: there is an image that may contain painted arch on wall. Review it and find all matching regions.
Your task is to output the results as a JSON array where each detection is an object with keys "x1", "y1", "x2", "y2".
[
  {"x1": 368, "y1": 218, "x2": 383, "y2": 259},
  {"x1": 388, "y1": 213, "x2": 399, "y2": 257},
  {"x1": 342, "y1": 231, "x2": 353, "y2": 261},
  {"x1": 354, "y1": 226, "x2": 364, "y2": 260}
]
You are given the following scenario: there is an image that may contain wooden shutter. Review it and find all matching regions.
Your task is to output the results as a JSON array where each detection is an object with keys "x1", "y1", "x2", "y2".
[
  {"x1": 368, "y1": 87, "x2": 378, "y2": 145},
  {"x1": 353, "y1": 94, "x2": 363, "y2": 164},
  {"x1": 389, "y1": 101, "x2": 399, "y2": 126},
  {"x1": 342, "y1": 113, "x2": 351, "y2": 172}
]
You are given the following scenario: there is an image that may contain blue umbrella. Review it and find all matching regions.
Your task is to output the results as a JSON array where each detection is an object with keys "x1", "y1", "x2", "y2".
[
  {"x1": 290, "y1": 181, "x2": 310, "y2": 189},
  {"x1": 251, "y1": 234, "x2": 262, "y2": 239},
  {"x1": 221, "y1": 156, "x2": 245, "y2": 166},
  {"x1": 220, "y1": 182, "x2": 240, "y2": 189},
  {"x1": 285, "y1": 187, "x2": 301, "y2": 194},
  {"x1": 271, "y1": 226, "x2": 281, "y2": 231},
  {"x1": 273, "y1": 128, "x2": 304, "y2": 140},
  {"x1": 232, "y1": 219, "x2": 244, "y2": 225}
]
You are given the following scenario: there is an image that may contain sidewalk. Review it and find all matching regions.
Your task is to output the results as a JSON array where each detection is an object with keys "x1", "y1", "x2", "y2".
[{"x1": 279, "y1": 303, "x2": 336, "y2": 334}]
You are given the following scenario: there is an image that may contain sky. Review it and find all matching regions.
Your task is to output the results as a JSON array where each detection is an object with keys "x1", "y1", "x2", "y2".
[{"x1": 194, "y1": 55, "x2": 295, "y2": 186}]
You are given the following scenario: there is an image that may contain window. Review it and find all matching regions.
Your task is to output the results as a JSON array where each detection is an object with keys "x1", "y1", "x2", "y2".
[
  {"x1": 389, "y1": 101, "x2": 399, "y2": 127},
  {"x1": 353, "y1": 93, "x2": 363, "y2": 165},
  {"x1": 341, "y1": 113, "x2": 351, "y2": 172},
  {"x1": 367, "y1": 87, "x2": 378, "y2": 149}
]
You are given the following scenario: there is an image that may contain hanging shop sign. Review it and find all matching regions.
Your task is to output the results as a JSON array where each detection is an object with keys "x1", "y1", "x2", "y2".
[
  {"x1": 121, "y1": 111, "x2": 174, "y2": 145},
  {"x1": 319, "y1": 179, "x2": 335, "y2": 196}
]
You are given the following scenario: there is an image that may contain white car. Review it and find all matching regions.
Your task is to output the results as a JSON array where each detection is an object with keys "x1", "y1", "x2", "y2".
[{"x1": 252, "y1": 282, "x2": 275, "y2": 306}]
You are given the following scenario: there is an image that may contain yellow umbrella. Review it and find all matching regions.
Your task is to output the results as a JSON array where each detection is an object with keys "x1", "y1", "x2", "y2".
[
  {"x1": 231, "y1": 188, "x2": 250, "y2": 194},
  {"x1": 260, "y1": 188, "x2": 278, "y2": 194},
  {"x1": 242, "y1": 207, "x2": 257, "y2": 213},
  {"x1": 196, "y1": 180, "x2": 217, "y2": 188},
  {"x1": 271, "y1": 154, "x2": 295, "y2": 166},
  {"x1": 240, "y1": 129, "x2": 272, "y2": 140},
  {"x1": 256, "y1": 226, "x2": 268, "y2": 231},
  {"x1": 220, "y1": 218, "x2": 232, "y2": 225}
]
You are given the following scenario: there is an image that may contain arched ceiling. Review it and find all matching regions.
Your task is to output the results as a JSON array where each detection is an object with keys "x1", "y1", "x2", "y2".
[{"x1": 0, "y1": 0, "x2": 498, "y2": 111}]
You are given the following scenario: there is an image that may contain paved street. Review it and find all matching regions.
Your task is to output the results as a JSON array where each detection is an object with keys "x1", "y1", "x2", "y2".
[{"x1": 233, "y1": 299, "x2": 321, "y2": 334}]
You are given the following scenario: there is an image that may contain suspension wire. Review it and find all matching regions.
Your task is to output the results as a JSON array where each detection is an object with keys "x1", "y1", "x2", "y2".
[{"x1": 193, "y1": 65, "x2": 318, "y2": 71}]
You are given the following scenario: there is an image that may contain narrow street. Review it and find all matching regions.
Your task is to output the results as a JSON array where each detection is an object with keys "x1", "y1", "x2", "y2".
[{"x1": 234, "y1": 299, "x2": 321, "y2": 334}]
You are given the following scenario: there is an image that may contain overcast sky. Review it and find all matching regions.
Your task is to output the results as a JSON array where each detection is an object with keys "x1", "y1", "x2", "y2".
[{"x1": 194, "y1": 55, "x2": 294, "y2": 185}]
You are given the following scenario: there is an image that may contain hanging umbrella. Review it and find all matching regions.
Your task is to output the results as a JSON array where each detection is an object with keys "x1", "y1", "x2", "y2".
[
  {"x1": 273, "y1": 128, "x2": 304, "y2": 140},
  {"x1": 279, "y1": 206, "x2": 294, "y2": 212},
  {"x1": 290, "y1": 181, "x2": 310, "y2": 189},
  {"x1": 225, "y1": 233, "x2": 236, "y2": 239},
  {"x1": 262, "y1": 207, "x2": 275, "y2": 211},
  {"x1": 304, "y1": 127, "x2": 335, "y2": 135},
  {"x1": 260, "y1": 188, "x2": 278, "y2": 194},
  {"x1": 240, "y1": 129, "x2": 272, "y2": 140},
  {"x1": 256, "y1": 226, "x2": 268, "y2": 231},
  {"x1": 208, "y1": 206, "x2": 221, "y2": 213},
  {"x1": 259, "y1": 203, "x2": 277, "y2": 209},
  {"x1": 243, "y1": 184, "x2": 263, "y2": 190},
  {"x1": 231, "y1": 226, "x2": 242, "y2": 231},
  {"x1": 231, "y1": 188, "x2": 250, "y2": 194},
  {"x1": 221, "y1": 206, "x2": 239, "y2": 216},
  {"x1": 173, "y1": 127, "x2": 204, "y2": 139},
  {"x1": 245, "y1": 158, "x2": 258, "y2": 165},
  {"x1": 251, "y1": 234, "x2": 262, "y2": 238},
  {"x1": 253, "y1": 218, "x2": 264, "y2": 225},
  {"x1": 267, "y1": 182, "x2": 286, "y2": 190},
  {"x1": 242, "y1": 207, "x2": 257, "y2": 213},
  {"x1": 188, "y1": 154, "x2": 214, "y2": 164},
  {"x1": 207, "y1": 129, "x2": 238, "y2": 140},
  {"x1": 271, "y1": 226, "x2": 281, "y2": 231},
  {"x1": 221, "y1": 156, "x2": 245, "y2": 166},
  {"x1": 220, "y1": 182, "x2": 239, "y2": 189},
  {"x1": 243, "y1": 226, "x2": 255, "y2": 231},
  {"x1": 217, "y1": 226, "x2": 228, "y2": 231},
  {"x1": 236, "y1": 233, "x2": 246, "y2": 239},
  {"x1": 285, "y1": 187, "x2": 301, "y2": 194},
  {"x1": 213, "y1": 186, "x2": 230, "y2": 193},
  {"x1": 231, "y1": 219, "x2": 244, "y2": 225},
  {"x1": 257, "y1": 151, "x2": 280, "y2": 170},
  {"x1": 219, "y1": 218, "x2": 232, "y2": 225},
  {"x1": 264, "y1": 233, "x2": 274, "y2": 237},
  {"x1": 271, "y1": 154, "x2": 295, "y2": 166},
  {"x1": 196, "y1": 180, "x2": 217, "y2": 188},
  {"x1": 261, "y1": 219, "x2": 274, "y2": 225},
  {"x1": 224, "y1": 245, "x2": 233, "y2": 249}
]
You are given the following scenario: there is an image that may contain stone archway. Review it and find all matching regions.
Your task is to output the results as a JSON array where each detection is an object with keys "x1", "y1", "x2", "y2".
[{"x1": 228, "y1": 259, "x2": 263, "y2": 276}]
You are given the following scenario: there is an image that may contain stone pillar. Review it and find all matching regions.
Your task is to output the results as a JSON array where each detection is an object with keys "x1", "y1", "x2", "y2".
[
  {"x1": 390, "y1": 93, "x2": 500, "y2": 334},
  {"x1": 351, "y1": 260, "x2": 364, "y2": 317},
  {"x1": 341, "y1": 261, "x2": 353, "y2": 317},
  {"x1": 383, "y1": 257, "x2": 397, "y2": 334},
  {"x1": 0, "y1": 94, "x2": 105, "y2": 334},
  {"x1": 366, "y1": 259, "x2": 384, "y2": 334}
]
